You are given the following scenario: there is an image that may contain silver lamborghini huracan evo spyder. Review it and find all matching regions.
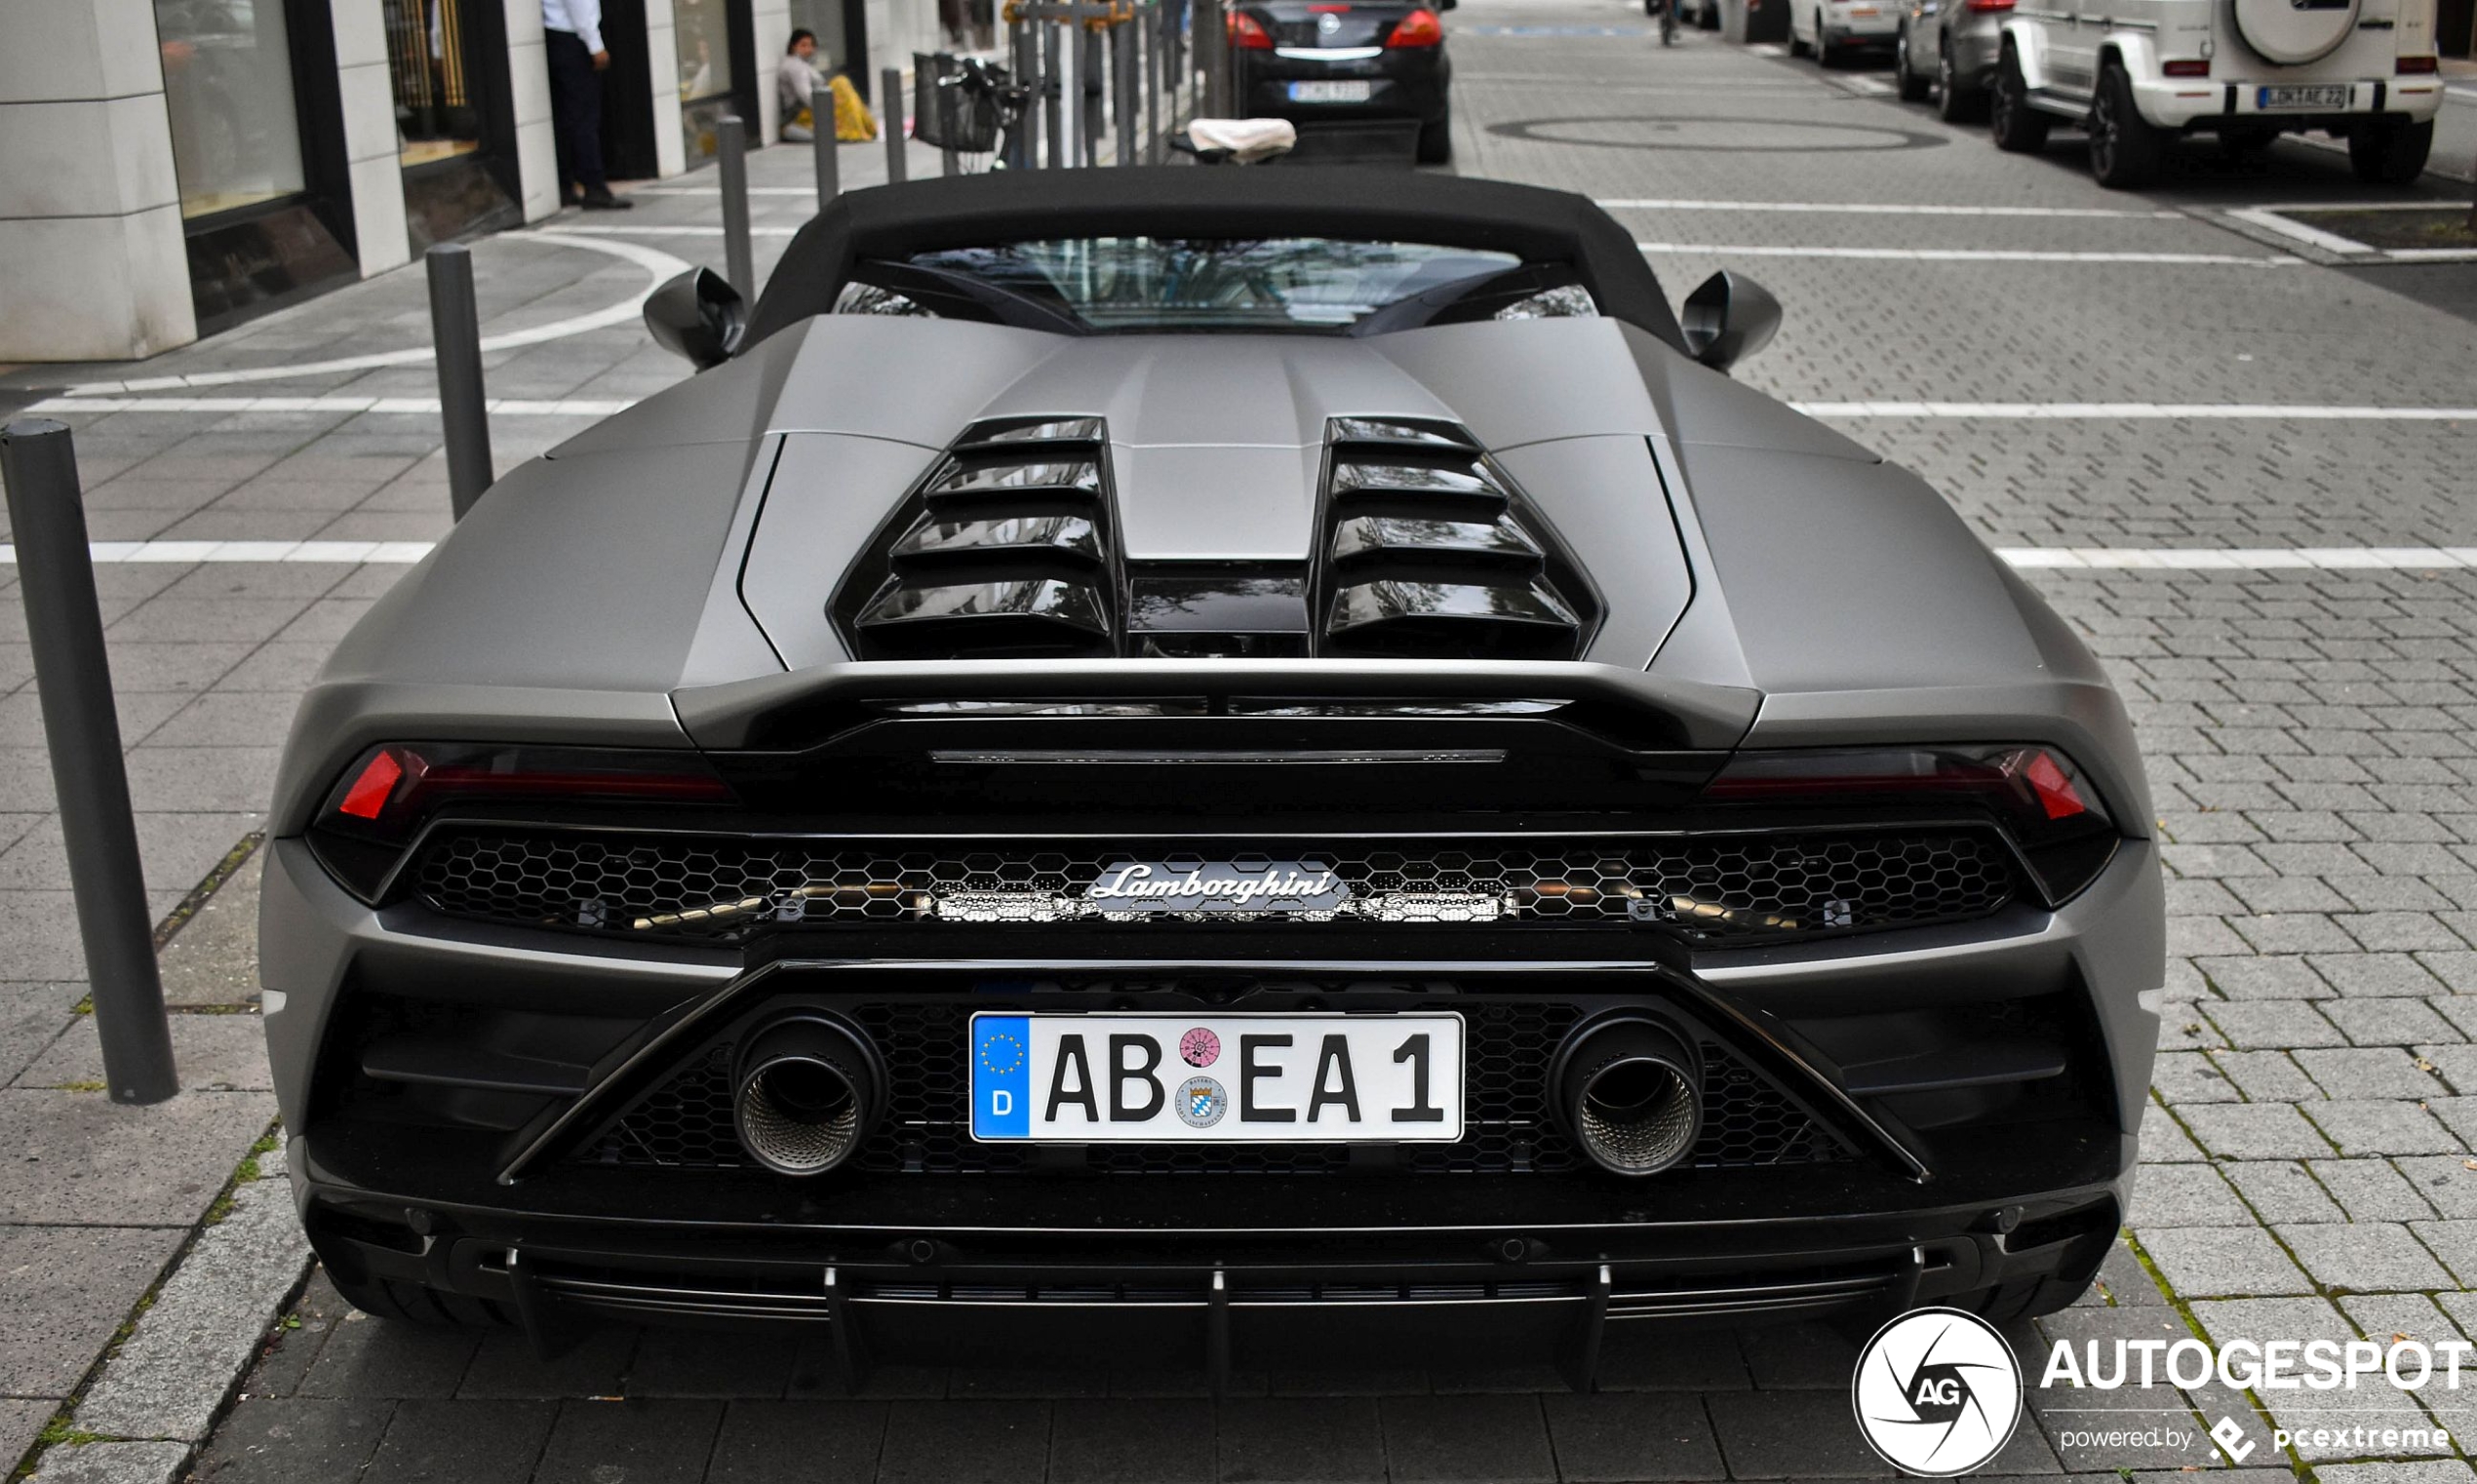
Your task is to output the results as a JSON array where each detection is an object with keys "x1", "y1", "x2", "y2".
[{"x1": 260, "y1": 169, "x2": 2163, "y2": 1386}]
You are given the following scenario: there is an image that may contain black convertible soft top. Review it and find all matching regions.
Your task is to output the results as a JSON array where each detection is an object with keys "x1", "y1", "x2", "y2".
[{"x1": 739, "y1": 167, "x2": 1686, "y2": 352}]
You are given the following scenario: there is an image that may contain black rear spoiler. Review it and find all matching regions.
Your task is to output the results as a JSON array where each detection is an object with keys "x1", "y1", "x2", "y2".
[{"x1": 670, "y1": 659, "x2": 1760, "y2": 753}]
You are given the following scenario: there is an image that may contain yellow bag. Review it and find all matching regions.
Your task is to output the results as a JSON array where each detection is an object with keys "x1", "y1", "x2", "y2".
[{"x1": 832, "y1": 74, "x2": 878, "y2": 141}]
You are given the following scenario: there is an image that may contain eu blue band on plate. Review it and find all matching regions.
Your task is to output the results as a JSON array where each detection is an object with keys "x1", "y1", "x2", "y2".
[{"x1": 972, "y1": 1015, "x2": 1032, "y2": 1139}]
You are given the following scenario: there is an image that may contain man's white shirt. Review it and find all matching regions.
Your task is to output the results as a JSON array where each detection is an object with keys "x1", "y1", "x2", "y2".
[{"x1": 543, "y1": 0, "x2": 605, "y2": 52}]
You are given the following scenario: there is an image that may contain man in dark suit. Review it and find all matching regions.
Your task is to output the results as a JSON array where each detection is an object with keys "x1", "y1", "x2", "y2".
[{"x1": 542, "y1": 0, "x2": 633, "y2": 209}]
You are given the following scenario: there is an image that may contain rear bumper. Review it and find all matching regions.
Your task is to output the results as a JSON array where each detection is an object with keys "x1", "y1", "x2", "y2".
[
  {"x1": 1235, "y1": 51, "x2": 1450, "y2": 122},
  {"x1": 2138, "y1": 77, "x2": 2445, "y2": 129},
  {"x1": 1823, "y1": 10, "x2": 1900, "y2": 43},
  {"x1": 266, "y1": 797, "x2": 2160, "y2": 1374},
  {"x1": 297, "y1": 1126, "x2": 2128, "y2": 1378},
  {"x1": 1948, "y1": 20, "x2": 2002, "y2": 82}
]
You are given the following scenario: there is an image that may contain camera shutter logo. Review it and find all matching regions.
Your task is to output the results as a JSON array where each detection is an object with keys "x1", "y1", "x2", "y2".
[{"x1": 1852, "y1": 1308, "x2": 2024, "y2": 1476}]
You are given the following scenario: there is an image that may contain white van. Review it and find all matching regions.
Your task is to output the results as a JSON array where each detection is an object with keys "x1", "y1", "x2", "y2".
[{"x1": 1988, "y1": 0, "x2": 2445, "y2": 187}]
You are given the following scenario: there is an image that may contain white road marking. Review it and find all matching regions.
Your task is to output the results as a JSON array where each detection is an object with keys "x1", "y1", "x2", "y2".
[
  {"x1": 1640, "y1": 242, "x2": 2299, "y2": 264},
  {"x1": 2235, "y1": 198, "x2": 2467, "y2": 212},
  {"x1": 1602, "y1": 198, "x2": 2186, "y2": 218},
  {"x1": 1453, "y1": 74, "x2": 1818, "y2": 93},
  {"x1": 544, "y1": 223, "x2": 803, "y2": 237},
  {"x1": 26, "y1": 395, "x2": 637, "y2": 418},
  {"x1": 1794, "y1": 401, "x2": 2476, "y2": 419},
  {"x1": 2224, "y1": 207, "x2": 2374, "y2": 254},
  {"x1": 62, "y1": 233, "x2": 694, "y2": 396},
  {"x1": 1999, "y1": 547, "x2": 2477, "y2": 570},
  {"x1": 1835, "y1": 75, "x2": 1895, "y2": 95},
  {"x1": 627, "y1": 185, "x2": 824, "y2": 195},
  {"x1": 1747, "y1": 41, "x2": 1787, "y2": 53},
  {"x1": 0, "y1": 540, "x2": 438, "y2": 565},
  {"x1": 21, "y1": 539, "x2": 2476, "y2": 572}
]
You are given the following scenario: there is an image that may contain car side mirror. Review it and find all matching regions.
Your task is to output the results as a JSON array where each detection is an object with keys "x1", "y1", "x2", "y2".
[
  {"x1": 644, "y1": 267, "x2": 745, "y2": 371},
  {"x1": 1680, "y1": 270, "x2": 1781, "y2": 373}
]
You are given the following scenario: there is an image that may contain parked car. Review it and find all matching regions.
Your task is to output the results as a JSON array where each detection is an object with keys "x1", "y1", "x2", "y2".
[
  {"x1": 1990, "y1": 0, "x2": 2444, "y2": 186},
  {"x1": 1894, "y1": 0, "x2": 2007, "y2": 120},
  {"x1": 1789, "y1": 0, "x2": 1900, "y2": 63},
  {"x1": 262, "y1": 169, "x2": 2163, "y2": 1383},
  {"x1": 1227, "y1": 0, "x2": 1453, "y2": 163}
]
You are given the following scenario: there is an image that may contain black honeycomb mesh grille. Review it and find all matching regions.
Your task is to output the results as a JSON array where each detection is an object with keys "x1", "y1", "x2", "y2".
[
  {"x1": 412, "y1": 831, "x2": 2016, "y2": 943},
  {"x1": 580, "y1": 1000, "x2": 1846, "y2": 1176}
]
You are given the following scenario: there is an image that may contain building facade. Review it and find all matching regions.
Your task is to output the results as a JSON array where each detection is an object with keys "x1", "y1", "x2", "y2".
[{"x1": 0, "y1": 0, "x2": 955, "y2": 364}]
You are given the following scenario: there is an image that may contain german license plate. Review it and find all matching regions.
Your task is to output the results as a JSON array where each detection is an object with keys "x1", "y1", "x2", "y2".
[
  {"x1": 1289, "y1": 79, "x2": 1374, "y2": 102},
  {"x1": 2258, "y1": 84, "x2": 2351, "y2": 109},
  {"x1": 969, "y1": 1012, "x2": 1464, "y2": 1142}
]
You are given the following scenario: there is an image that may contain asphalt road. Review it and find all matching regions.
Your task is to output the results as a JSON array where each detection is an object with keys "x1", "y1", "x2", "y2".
[{"x1": 30, "y1": 2, "x2": 2473, "y2": 1479}]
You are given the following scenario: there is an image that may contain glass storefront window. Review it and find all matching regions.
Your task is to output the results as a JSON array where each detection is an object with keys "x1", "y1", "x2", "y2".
[
  {"x1": 788, "y1": 0, "x2": 849, "y2": 77},
  {"x1": 677, "y1": 0, "x2": 736, "y2": 99},
  {"x1": 155, "y1": 0, "x2": 309, "y2": 218},
  {"x1": 387, "y1": 0, "x2": 486, "y2": 168}
]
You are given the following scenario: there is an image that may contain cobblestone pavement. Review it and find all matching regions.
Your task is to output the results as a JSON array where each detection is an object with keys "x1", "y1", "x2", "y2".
[{"x1": 4, "y1": 4, "x2": 2477, "y2": 1480}]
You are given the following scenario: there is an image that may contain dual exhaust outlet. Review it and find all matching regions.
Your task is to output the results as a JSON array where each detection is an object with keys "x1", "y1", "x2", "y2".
[{"x1": 727, "y1": 1011, "x2": 1703, "y2": 1180}]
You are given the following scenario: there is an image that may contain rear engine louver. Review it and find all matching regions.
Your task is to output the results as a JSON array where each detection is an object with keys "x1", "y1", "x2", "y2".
[
  {"x1": 840, "y1": 418, "x2": 1119, "y2": 658},
  {"x1": 1316, "y1": 418, "x2": 1597, "y2": 661}
]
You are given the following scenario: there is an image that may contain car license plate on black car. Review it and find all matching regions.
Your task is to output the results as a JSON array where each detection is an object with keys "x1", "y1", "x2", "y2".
[
  {"x1": 2259, "y1": 84, "x2": 2351, "y2": 109},
  {"x1": 1289, "y1": 80, "x2": 1374, "y2": 102},
  {"x1": 969, "y1": 1013, "x2": 1465, "y2": 1142}
]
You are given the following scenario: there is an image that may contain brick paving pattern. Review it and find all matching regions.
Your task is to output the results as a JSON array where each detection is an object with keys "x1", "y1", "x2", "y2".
[{"x1": 5, "y1": 4, "x2": 2477, "y2": 1479}]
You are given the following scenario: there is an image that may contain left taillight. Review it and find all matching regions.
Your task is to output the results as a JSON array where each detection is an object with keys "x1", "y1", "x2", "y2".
[
  {"x1": 1388, "y1": 7, "x2": 1444, "y2": 44},
  {"x1": 309, "y1": 742, "x2": 734, "y2": 900},
  {"x1": 1699, "y1": 744, "x2": 2121, "y2": 903}
]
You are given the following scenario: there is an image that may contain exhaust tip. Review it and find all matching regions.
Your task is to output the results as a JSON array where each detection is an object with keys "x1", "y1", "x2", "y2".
[
  {"x1": 1554, "y1": 1018, "x2": 1702, "y2": 1177},
  {"x1": 732, "y1": 1015, "x2": 883, "y2": 1177}
]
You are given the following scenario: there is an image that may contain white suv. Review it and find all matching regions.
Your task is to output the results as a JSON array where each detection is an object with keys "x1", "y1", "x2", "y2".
[{"x1": 1988, "y1": 0, "x2": 2444, "y2": 187}]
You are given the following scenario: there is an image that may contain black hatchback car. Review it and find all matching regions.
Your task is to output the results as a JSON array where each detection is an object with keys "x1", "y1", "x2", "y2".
[{"x1": 1228, "y1": 0, "x2": 1454, "y2": 163}]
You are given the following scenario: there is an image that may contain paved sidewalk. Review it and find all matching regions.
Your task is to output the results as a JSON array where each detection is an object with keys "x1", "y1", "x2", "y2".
[
  {"x1": 4, "y1": 11, "x2": 2477, "y2": 1479},
  {"x1": 0, "y1": 132, "x2": 919, "y2": 1484}
]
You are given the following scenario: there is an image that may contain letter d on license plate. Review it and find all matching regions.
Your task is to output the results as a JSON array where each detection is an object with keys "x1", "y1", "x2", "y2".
[{"x1": 970, "y1": 1012, "x2": 1464, "y2": 1142}]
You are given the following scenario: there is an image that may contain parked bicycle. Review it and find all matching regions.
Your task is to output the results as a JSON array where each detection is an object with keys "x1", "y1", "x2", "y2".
[{"x1": 915, "y1": 53, "x2": 1038, "y2": 171}]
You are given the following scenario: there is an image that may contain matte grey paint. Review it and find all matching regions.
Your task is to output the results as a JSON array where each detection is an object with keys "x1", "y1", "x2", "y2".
[
  {"x1": 265, "y1": 295, "x2": 2160, "y2": 1157},
  {"x1": 269, "y1": 306, "x2": 2147, "y2": 840},
  {"x1": 1490, "y1": 435, "x2": 1694, "y2": 666}
]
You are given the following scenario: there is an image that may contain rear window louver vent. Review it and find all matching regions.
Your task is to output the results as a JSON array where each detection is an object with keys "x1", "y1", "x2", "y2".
[
  {"x1": 839, "y1": 417, "x2": 1120, "y2": 659},
  {"x1": 1315, "y1": 418, "x2": 1597, "y2": 661}
]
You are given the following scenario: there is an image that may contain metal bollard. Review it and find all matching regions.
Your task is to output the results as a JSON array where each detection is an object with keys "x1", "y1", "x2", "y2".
[
  {"x1": 1009, "y1": 19, "x2": 1039, "y2": 169},
  {"x1": 811, "y1": 83, "x2": 840, "y2": 206},
  {"x1": 718, "y1": 116, "x2": 756, "y2": 297},
  {"x1": 425, "y1": 245, "x2": 492, "y2": 522},
  {"x1": 1042, "y1": 19, "x2": 1065, "y2": 168},
  {"x1": 1083, "y1": 24, "x2": 1103, "y2": 167},
  {"x1": 1145, "y1": 5, "x2": 1161, "y2": 165},
  {"x1": 882, "y1": 67, "x2": 907, "y2": 182},
  {"x1": 1116, "y1": 19, "x2": 1136, "y2": 166},
  {"x1": 0, "y1": 421, "x2": 177, "y2": 1106}
]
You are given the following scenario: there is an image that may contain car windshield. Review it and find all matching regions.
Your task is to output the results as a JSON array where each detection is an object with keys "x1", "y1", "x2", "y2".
[{"x1": 900, "y1": 236, "x2": 1528, "y2": 332}]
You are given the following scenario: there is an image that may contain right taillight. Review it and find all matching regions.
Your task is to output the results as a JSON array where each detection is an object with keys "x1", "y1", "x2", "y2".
[
  {"x1": 1964, "y1": 0, "x2": 2016, "y2": 12},
  {"x1": 2397, "y1": 55, "x2": 2439, "y2": 73},
  {"x1": 1228, "y1": 10, "x2": 1275, "y2": 48},
  {"x1": 1388, "y1": 8, "x2": 1445, "y2": 44},
  {"x1": 1700, "y1": 745, "x2": 2122, "y2": 904}
]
